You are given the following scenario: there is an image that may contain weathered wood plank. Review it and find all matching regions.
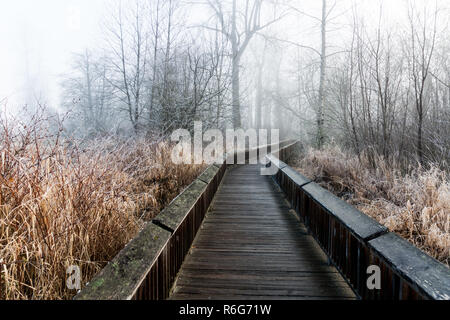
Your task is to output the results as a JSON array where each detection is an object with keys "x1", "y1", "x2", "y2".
[
  {"x1": 281, "y1": 166, "x2": 311, "y2": 186},
  {"x1": 75, "y1": 224, "x2": 171, "y2": 300},
  {"x1": 302, "y1": 182, "x2": 387, "y2": 241},
  {"x1": 153, "y1": 179, "x2": 207, "y2": 231},
  {"x1": 174, "y1": 286, "x2": 356, "y2": 298},
  {"x1": 171, "y1": 294, "x2": 355, "y2": 300}
]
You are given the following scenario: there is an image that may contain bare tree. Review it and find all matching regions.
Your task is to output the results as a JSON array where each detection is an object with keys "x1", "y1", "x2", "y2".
[
  {"x1": 105, "y1": 0, "x2": 149, "y2": 133},
  {"x1": 406, "y1": 3, "x2": 438, "y2": 165},
  {"x1": 205, "y1": 0, "x2": 285, "y2": 128},
  {"x1": 286, "y1": 0, "x2": 341, "y2": 148},
  {"x1": 61, "y1": 50, "x2": 114, "y2": 134},
  {"x1": 317, "y1": 0, "x2": 328, "y2": 148},
  {"x1": 148, "y1": 0, "x2": 162, "y2": 127}
]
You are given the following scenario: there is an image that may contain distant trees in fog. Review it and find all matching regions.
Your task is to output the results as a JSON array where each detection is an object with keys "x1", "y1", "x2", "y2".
[
  {"x1": 275, "y1": 1, "x2": 449, "y2": 168},
  {"x1": 60, "y1": 0, "x2": 450, "y2": 167},
  {"x1": 62, "y1": 0, "x2": 234, "y2": 136},
  {"x1": 325, "y1": 3, "x2": 450, "y2": 167},
  {"x1": 205, "y1": 0, "x2": 287, "y2": 128},
  {"x1": 61, "y1": 50, "x2": 114, "y2": 134},
  {"x1": 61, "y1": 0, "x2": 289, "y2": 137}
]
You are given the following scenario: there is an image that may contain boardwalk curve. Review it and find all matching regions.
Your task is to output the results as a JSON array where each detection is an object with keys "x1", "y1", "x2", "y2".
[{"x1": 170, "y1": 165, "x2": 356, "y2": 300}]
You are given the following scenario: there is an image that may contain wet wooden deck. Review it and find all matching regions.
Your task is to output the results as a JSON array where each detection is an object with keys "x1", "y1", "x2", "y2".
[{"x1": 170, "y1": 165, "x2": 356, "y2": 300}]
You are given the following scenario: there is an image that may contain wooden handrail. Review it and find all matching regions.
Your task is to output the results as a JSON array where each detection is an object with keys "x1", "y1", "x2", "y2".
[{"x1": 266, "y1": 149, "x2": 450, "y2": 300}]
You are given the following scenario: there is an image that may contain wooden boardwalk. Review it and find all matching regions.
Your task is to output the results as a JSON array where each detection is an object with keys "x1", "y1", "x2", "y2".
[{"x1": 170, "y1": 165, "x2": 356, "y2": 300}]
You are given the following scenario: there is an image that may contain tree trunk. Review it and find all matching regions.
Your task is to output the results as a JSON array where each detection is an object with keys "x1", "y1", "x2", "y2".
[
  {"x1": 162, "y1": 0, "x2": 173, "y2": 132},
  {"x1": 417, "y1": 104, "x2": 424, "y2": 165},
  {"x1": 231, "y1": 0, "x2": 241, "y2": 129},
  {"x1": 317, "y1": 0, "x2": 327, "y2": 148},
  {"x1": 255, "y1": 71, "x2": 262, "y2": 130},
  {"x1": 255, "y1": 42, "x2": 267, "y2": 130},
  {"x1": 149, "y1": 0, "x2": 161, "y2": 128},
  {"x1": 84, "y1": 52, "x2": 94, "y2": 129},
  {"x1": 232, "y1": 57, "x2": 242, "y2": 128}
]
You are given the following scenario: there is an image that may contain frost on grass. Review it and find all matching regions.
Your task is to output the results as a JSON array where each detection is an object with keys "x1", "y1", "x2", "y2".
[
  {"x1": 0, "y1": 114, "x2": 205, "y2": 300},
  {"x1": 292, "y1": 146, "x2": 449, "y2": 266}
]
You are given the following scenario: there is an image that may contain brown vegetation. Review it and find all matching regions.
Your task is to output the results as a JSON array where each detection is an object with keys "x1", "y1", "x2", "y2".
[
  {"x1": 291, "y1": 146, "x2": 449, "y2": 266},
  {"x1": 0, "y1": 113, "x2": 205, "y2": 300}
]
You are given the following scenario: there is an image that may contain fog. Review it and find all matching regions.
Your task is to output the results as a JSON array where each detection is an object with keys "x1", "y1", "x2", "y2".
[
  {"x1": 1, "y1": 0, "x2": 441, "y2": 110},
  {"x1": 0, "y1": 0, "x2": 104, "y2": 108},
  {"x1": 0, "y1": 0, "x2": 448, "y2": 157}
]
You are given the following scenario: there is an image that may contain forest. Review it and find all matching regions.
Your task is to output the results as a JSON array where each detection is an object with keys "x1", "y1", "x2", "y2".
[{"x1": 0, "y1": 0, "x2": 449, "y2": 300}]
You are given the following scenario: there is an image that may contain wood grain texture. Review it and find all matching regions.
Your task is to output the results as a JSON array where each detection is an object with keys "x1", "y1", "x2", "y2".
[{"x1": 170, "y1": 165, "x2": 356, "y2": 300}]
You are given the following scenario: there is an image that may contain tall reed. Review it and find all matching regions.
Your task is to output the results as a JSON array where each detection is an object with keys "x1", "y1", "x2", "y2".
[{"x1": 0, "y1": 112, "x2": 205, "y2": 299}]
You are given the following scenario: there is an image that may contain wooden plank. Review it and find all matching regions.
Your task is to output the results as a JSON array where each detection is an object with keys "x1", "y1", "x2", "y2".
[
  {"x1": 174, "y1": 286, "x2": 355, "y2": 298},
  {"x1": 169, "y1": 165, "x2": 356, "y2": 300},
  {"x1": 153, "y1": 179, "x2": 207, "y2": 231},
  {"x1": 281, "y1": 166, "x2": 311, "y2": 186},
  {"x1": 171, "y1": 294, "x2": 355, "y2": 300}
]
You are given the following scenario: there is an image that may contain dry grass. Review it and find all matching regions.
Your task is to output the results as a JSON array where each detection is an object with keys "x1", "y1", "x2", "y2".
[
  {"x1": 291, "y1": 146, "x2": 449, "y2": 266},
  {"x1": 0, "y1": 113, "x2": 205, "y2": 300}
]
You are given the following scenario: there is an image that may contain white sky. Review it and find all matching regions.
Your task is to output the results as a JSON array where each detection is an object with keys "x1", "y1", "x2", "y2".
[
  {"x1": 0, "y1": 0, "x2": 446, "y2": 112},
  {"x1": 0, "y1": 0, "x2": 105, "y2": 109}
]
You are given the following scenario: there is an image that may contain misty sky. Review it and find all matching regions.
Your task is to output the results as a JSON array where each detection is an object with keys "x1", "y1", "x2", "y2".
[
  {"x1": 0, "y1": 0, "x2": 105, "y2": 109},
  {"x1": 0, "y1": 0, "x2": 444, "y2": 112}
]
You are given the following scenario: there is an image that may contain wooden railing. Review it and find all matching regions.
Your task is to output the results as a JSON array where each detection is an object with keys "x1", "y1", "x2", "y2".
[
  {"x1": 266, "y1": 144, "x2": 450, "y2": 300},
  {"x1": 75, "y1": 139, "x2": 296, "y2": 300}
]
